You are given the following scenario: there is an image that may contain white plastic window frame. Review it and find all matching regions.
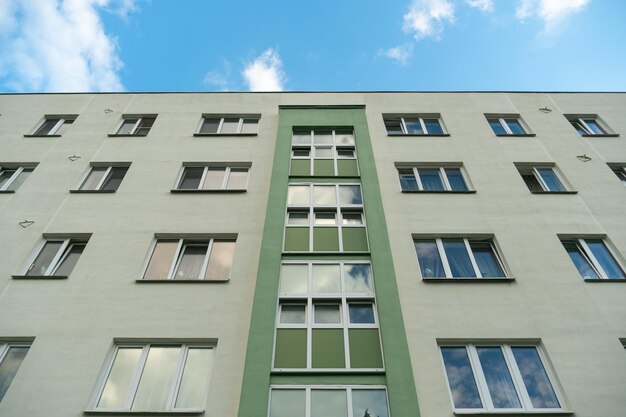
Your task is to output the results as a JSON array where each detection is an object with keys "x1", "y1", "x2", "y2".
[
  {"x1": 23, "y1": 238, "x2": 87, "y2": 276},
  {"x1": 397, "y1": 166, "x2": 468, "y2": 191},
  {"x1": 290, "y1": 129, "x2": 357, "y2": 176},
  {"x1": 274, "y1": 261, "x2": 381, "y2": 371},
  {"x1": 77, "y1": 165, "x2": 128, "y2": 191},
  {"x1": 0, "y1": 166, "x2": 34, "y2": 191},
  {"x1": 384, "y1": 115, "x2": 446, "y2": 135},
  {"x1": 175, "y1": 165, "x2": 250, "y2": 190},
  {"x1": 488, "y1": 116, "x2": 529, "y2": 135},
  {"x1": 197, "y1": 116, "x2": 259, "y2": 134},
  {"x1": 522, "y1": 166, "x2": 567, "y2": 192},
  {"x1": 90, "y1": 342, "x2": 214, "y2": 412},
  {"x1": 569, "y1": 116, "x2": 609, "y2": 136},
  {"x1": 415, "y1": 237, "x2": 508, "y2": 279},
  {"x1": 439, "y1": 343, "x2": 565, "y2": 414},
  {"x1": 31, "y1": 115, "x2": 76, "y2": 136},
  {"x1": 115, "y1": 116, "x2": 155, "y2": 135},
  {"x1": 564, "y1": 238, "x2": 625, "y2": 280},
  {"x1": 268, "y1": 385, "x2": 391, "y2": 417}
]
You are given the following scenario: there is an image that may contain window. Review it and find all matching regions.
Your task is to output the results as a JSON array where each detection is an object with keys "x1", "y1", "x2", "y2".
[
  {"x1": 196, "y1": 115, "x2": 259, "y2": 135},
  {"x1": 91, "y1": 343, "x2": 213, "y2": 412},
  {"x1": 20, "y1": 237, "x2": 89, "y2": 278},
  {"x1": 561, "y1": 238, "x2": 625, "y2": 280},
  {"x1": 0, "y1": 165, "x2": 35, "y2": 192},
  {"x1": 143, "y1": 238, "x2": 236, "y2": 281},
  {"x1": 440, "y1": 343, "x2": 564, "y2": 413},
  {"x1": 608, "y1": 164, "x2": 626, "y2": 185},
  {"x1": 285, "y1": 184, "x2": 368, "y2": 252},
  {"x1": 414, "y1": 237, "x2": 507, "y2": 279},
  {"x1": 274, "y1": 262, "x2": 383, "y2": 370},
  {"x1": 290, "y1": 129, "x2": 358, "y2": 176},
  {"x1": 565, "y1": 115, "x2": 616, "y2": 136},
  {"x1": 0, "y1": 342, "x2": 31, "y2": 401},
  {"x1": 485, "y1": 115, "x2": 530, "y2": 135},
  {"x1": 113, "y1": 115, "x2": 156, "y2": 136},
  {"x1": 383, "y1": 114, "x2": 446, "y2": 135},
  {"x1": 269, "y1": 386, "x2": 390, "y2": 417},
  {"x1": 175, "y1": 165, "x2": 249, "y2": 191},
  {"x1": 515, "y1": 164, "x2": 570, "y2": 193},
  {"x1": 74, "y1": 164, "x2": 129, "y2": 192},
  {"x1": 397, "y1": 165, "x2": 469, "y2": 192},
  {"x1": 28, "y1": 115, "x2": 76, "y2": 136}
]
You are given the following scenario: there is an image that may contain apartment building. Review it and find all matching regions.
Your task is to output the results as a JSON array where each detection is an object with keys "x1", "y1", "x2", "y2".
[{"x1": 0, "y1": 92, "x2": 624, "y2": 417}]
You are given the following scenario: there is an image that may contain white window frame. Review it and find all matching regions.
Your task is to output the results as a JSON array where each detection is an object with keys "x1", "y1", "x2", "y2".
[
  {"x1": 175, "y1": 165, "x2": 250, "y2": 190},
  {"x1": 487, "y1": 116, "x2": 528, "y2": 135},
  {"x1": 384, "y1": 115, "x2": 446, "y2": 135},
  {"x1": 76, "y1": 165, "x2": 129, "y2": 191},
  {"x1": 274, "y1": 261, "x2": 381, "y2": 371},
  {"x1": 0, "y1": 342, "x2": 31, "y2": 400},
  {"x1": 414, "y1": 237, "x2": 508, "y2": 279},
  {"x1": 516, "y1": 164, "x2": 569, "y2": 193},
  {"x1": 563, "y1": 238, "x2": 625, "y2": 280},
  {"x1": 0, "y1": 166, "x2": 34, "y2": 191},
  {"x1": 439, "y1": 343, "x2": 565, "y2": 413},
  {"x1": 290, "y1": 129, "x2": 357, "y2": 176},
  {"x1": 196, "y1": 115, "x2": 260, "y2": 134},
  {"x1": 91, "y1": 342, "x2": 214, "y2": 412},
  {"x1": 114, "y1": 116, "x2": 156, "y2": 135},
  {"x1": 570, "y1": 117, "x2": 607, "y2": 135},
  {"x1": 22, "y1": 238, "x2": 88, "y2": 276},
  {"x1": 31, "y1": 115, "x2": 76, "y2": 136},
  {"x1": 397, "y1": 166, "x2": 469, "y2": 191},
  {"x1": 268, "y1": 385, "x2": 390, "y2": 417}
]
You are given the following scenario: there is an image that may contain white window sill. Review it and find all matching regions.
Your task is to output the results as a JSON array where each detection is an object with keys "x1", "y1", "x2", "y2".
[
  {"x1": 271, "y1": 368, "x2": 385, "y2": 374},
  {"x1": 84, "y1": 410, "x2": 204, "y2": 415}
]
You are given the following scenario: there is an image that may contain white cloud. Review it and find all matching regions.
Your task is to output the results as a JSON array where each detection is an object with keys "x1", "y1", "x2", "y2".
[
  {"x1": 516, "y1": 0, "x2": 590, "y2": 27},
  {"x1": 242, "y1": 48, "x2": 286, "y2": 92},
  {"x1": 402, "y1": 0, "x2": 455, "y2": 40},
  {"x1": 0, "y1": 0, "x2": 137, "y2": 92},
  {"x1": 465, "y1": 0, "x2": 493, "y2": 12},
  {"x1": 379, "y1": 43, "x2": 414, "y2": 65}
]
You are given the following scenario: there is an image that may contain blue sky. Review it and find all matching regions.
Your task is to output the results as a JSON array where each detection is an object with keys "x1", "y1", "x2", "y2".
[{"x1": 1, "y1": 0, "x2": 625, "y2": 92}]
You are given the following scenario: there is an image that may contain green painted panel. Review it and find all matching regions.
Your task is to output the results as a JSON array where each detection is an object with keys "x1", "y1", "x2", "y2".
[
  {"x1": 313, "y1": 227, "x2": 339, "y2": 251},
  {"x1": 337, "y1": 159, "x2": 359, "y2": 177},
  {"x1": 290, "y1": 159, "x2": 310, "y2": 176},
  {"x1": 284, "y1": 228, "x2": 310, "y2": 252},
  {"x1": 274, "y1": 329, "x2": 307, "y2": 368},
  {"x1": 314, "y1": 159, "x2": 335, "y2": 176},
  {"x1": 342, "y1": 227, "x2": 369, "y2": 252},
  {"x1": 312, "y1": 329, "x2": 345, "y2": 368},
  {"x1": 349, "y1": 329, "x2": 383, "y2": 369}
]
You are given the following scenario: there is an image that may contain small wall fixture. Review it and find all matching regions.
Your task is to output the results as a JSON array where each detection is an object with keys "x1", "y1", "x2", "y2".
[
  {"x1": 104, "y1": 108, "x2": 114, "y2": 113},
  {"x1": 576, "y1": 154, "x2": 592, "y2": 162},
  {"x1": 19, "y1": 220, "x2": 35, "y2": 228},
  {"x1": 539, "y1": 107, "x2": 552, "y2": 113},
  {"x1": 68, "y1": 154, "x2": 81, "y2": 161}
]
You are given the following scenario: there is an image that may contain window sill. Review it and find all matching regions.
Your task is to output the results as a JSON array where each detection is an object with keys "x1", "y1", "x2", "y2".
[
  {"x1": 170, "y1": 189, "x2": 246, "y2": 193},
  {"x1": 84, "y1": 410, "x2": 204, "y2": 415},
  {"x1": 584, "y1": 278, "x2": 626, "y2": 282},
  {"x1": 12, "y1": 275, "x2": 68, "y2": 280},
  {"x1": 0, "y1": 190, "x2": 16, "y2": 194},
  {"x1": 23, "y1": 134, "x2": 61, "y2": 138},
  {"x1": 272, "y1": 368, "x2": 385, "y2": 375},
  {"x1": 495, "y1": 134, "x2": 536, "y2": 137},
  {"x1": 423, "y1": 277, "x2": 515, "y2": 283},
  {"x1": 581, "y1": 133, "x2": 619, "y2": 137},
  {"x1": 107, "y1": 133, "x2": 148, "y2": 137},
  {"x1": 529, "y1": 191, "x2": 577, "y2": 195},
  {"x1": 282, "y1": 251, "x2": 370, "y2": 256},
  {"x1": 193, "y1": 133, "x2": 258, "y2": 137},
  {"x1": 70, "y1": 189, "x2": 116, "y2": 193},
  {"x1": 453, "y1": 411, "x2": 572, "y2": 416},
  {"x1": 289, "y1": 175, "x2": 361, "y2": 179},
  {"x1": 402, "y1": 190, "x2": 477, "y2": 194},
  {"x1": 136, "y1": 279, "x2": 229, "y2": 283},
  {"x1": 387, "y1": 133, "x2": 450, "y2": 137}
]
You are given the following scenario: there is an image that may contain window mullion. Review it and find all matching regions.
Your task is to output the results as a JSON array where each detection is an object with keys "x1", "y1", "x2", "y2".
[
  {"x1": 167, "y1": 239, "x2": 184, "y2": 279},
  {"x1": 468, "y1": 345, "x2": 492, "y2": 411},
  {"x1": 199, "y1": 240, "x2": 213, "y2": 280},
  {"x1": 4, "y1": 167, "x2": 23, "y2": 190},
  {"x1": 95, "y1": 166, "x2": 113, "y2": 191},
  {"x1": 346, "y1": 388, "x2": 354, "y2": 417},
  {"x1": 414, "y1": 167, "x2": 424, "y2": 190},
  {"x1": 578, "y1": 118, "x2": 592, "y2": 135},
  {"x1": 532, "y1": 167, "x2": 550, "y2": 191},
  {"x1": 436, "y1": 238, "x2": 453, "y2": 278},
  {"x1": 465, "y1": 238, "x2": 483, "y2": 278},
  {"x1": 503, "y1": 345, "x2": 531, "y2": 410},
  {"x1": 198, "y1": 167, "x2": 209, "y2": 190},
  {"x1": 131, "y1": 118, "x2": 141, "y2": 135},
  {"x1": 419, "y1": 118, "x2": 427, "y2": 134},
  {"x1": 306, "y1": 296, "x2": 313, "y2": 369},
  {"x1": 337, "y1": 207, "x2": 344, "y2": 251},
  {"x1": 0, "y1": 344, "x2": 9, "y2": 362},
  {"x1": 400, "y1": 118, "x2": 408, "y2": 134},
  {"x1": 342, "y1": 297, "x2": 350, "y2": 369},
  {"x1": 50, "y1": 118, "x2": 65, "y2": 135},
  {"x1": 237, "y1": 118, "x2": 244, "y2": 134},
  {"x1": 500, "y1": 118, "x2": 513, "y2": 135},
  {"x1": 221, "y1": 167, "x2": 230, "y2": 190},
  {"x1": 440, "y1": 167, "x2": 452, "y2": 190},
  {"x1": 166, "y1": 345, "x2": 188, "y2": 410},
  {"x1": 125, "y1": 345, "x2": 150, "y2": 410},
  {"x1": 579, "y1": 239, "x2": 608, "y2": 279},
  {"x1": 217, "y1": 118, "x2": 224, "y2": 134},
  {"x1": 45, "y1": 239, "x2": 70, "y2": 275},
  {"x1": 305, "y1": 387, "x2": 312, "y2": 417}
]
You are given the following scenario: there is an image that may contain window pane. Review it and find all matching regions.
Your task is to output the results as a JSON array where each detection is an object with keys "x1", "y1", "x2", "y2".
[
  {"x1": 132, "y1": 346, "x2": 180, "y2": 410},
  {"x1": 226, "y1": 168, "x2": 248, "y2": 190},
  {"x1": 292, "y1": 148, "x2": 310, "y2": 157},
  {"x1": 398, "y1": 169, "x2": 418, "y2": 191},
  {"x1": 583, "y1": 119, "x2": 605, "y2": 134},
  {"x1": 280, "y1": 304, "x2": 306, "y2": 324},
  {"x1": 314, "y1": 211, "x2": 337, "y2": 225},
  {"x1": 445, "y1": 168, "x2": 468, "y2": 191},
  {"x1": 314, "y1": 304, "x2": 341, "y2": 324},
  {"x1": 34, "y1": 118, "x2": 60, "y2": 135},
  {"x1": 613, "y1": 168, "x2": 626, "y2": 185},
  {"x1": 287, "y1": 185, "x2": 310, "y2": 206},
  {"x1": 101, "y1": 167, "x2": 128, "y2": 191},
  {"x1": 314, "y1": 147, "x2": 333, "y2": 158},
  {"x1": 313, "y1": 131, "x2": 332, "y2": 145},
  {"x1": 423, "y1": 118, "x2": 444, "y2": 134},
  {"x1": 384, "y1": 118, "x2": 403, "y2": 134},
  {"x1": 476, "y1": 347, "x2": 521, "y2": 409},
  {"x1": 53, "y1": 243, "x2": 85, "y2": 276},
  {"x1": 27, "y1": 241, "x2": 63, "y2": 276},
  {"x1": 352, "y1": 389, "x2": 389, "y2": 417},
  {"x1": 537, "y1": 169, "x2": 566, "y2": 192},
  {"x1": 175, "y1": 244, "x2": 208, "y2": 280},
  {"x1": 488, "y1": 118, "x2": 506, "y2": 135},
  {"x1": 349, "y1": 303, "x2": 375, "y2": 324},
  {"x1": 0, "y1": 346, "x2": 29, "y2": 401},
  {"x1": 199, "y1": 117, "x2": 220, "y2": 134},
  {"x1": 570, "y1": 120, "x2": 587, "y2": 136},
  {"x1": 335, "y1": 131, "x2": 355, "y2": 145},
  {"x1": 98, "y1": 347, "x2": 142, "y2": 408},
  {"x1": 220, "y1": 118, "x2": 239, "y2": 134},
  {"x1": 175, "y1": 347, "x2": 213, "y2": 409},
  {"x1": 344, "y1": 264, "x2": 373, "y2": 294},
  {"x1": 135, "y1": 117, "x2": 155, "y2": 135},
  {"x1": 511, "y1": 347, "x2": 560, "y2": 409},
  {"x1": 0, "y1": 169, "x2": 17, "y2": 189},
  {"x1": 205, "y1": 241, "x2": 235, "y2": 280},
  {"x1": 443, "y1": 239, "x2": 476, "y2": 277},
  {"x1": 292, "y1": 131, "x2": 311, "y2": 145},
  {"x1": 418, "y1": 169, "x2": 445, "y2": 191},
  {"x1": 586, "y1": 240, "x2": 626, "y2": 279},
  {"x1": 311, "y1": 390, "x2": 348, "y2": 417},
  {"x1": 341, "y1": 212, "x2": 363, "y2": 225},
  {"x1": 178, "y1": 167, "x2": 204, "y2": 189},
  {"x1": 336, "y1": 149, "x2": 355, "y2": 158},
  {"x1": 470, "y1": 242, "x2": 505, "y2": 278},
  {"x1": 312, "y1": 264, "x2": 340, "y2": 293},
  {"x1": 270, "y1": 389, "x2": 305, "y2": 417},
  {"x1": 562, "y1": 240, "x2": 600, "y2": 279},
  {"x1": 117, "y1": 119, "x2": 137, "y2": 135},
  {"x1": 280, "y1": 264, "x2": 308, "y2": 294},
  {"x1": 338, "y1": 185, "x2": 362, "y2": 205},
  {"x1": 144, "y1": 241, "x2": 179, "y2": 279},
  {"x1": 6, "y1": 168, "x2": 33, "y2": 191},
  {"x1": 240, "y1": 118, "x2": 259, "y2": 134},
  {"x1": 521, "y1": 174, "x2": 544, "y2": 192},
  {"x1": 414, "y1": 240, "x2": 445, "y2": 278},
  {"x1": 404, "y1": 118, "x2": 423, "y2": 134},
  {"x1": 202, "y1": 168, "x2": 226, "y2": 189},
  {"x1": 80, "y1": 167, "x2": 108, "y2": 190},
  {"x1": 313, "y1": 185, "x2": 336, "y2": 205},
  {"x1": 287, "y1": 212, "x2": 309, "y2": 225},
  {"x1": 441, "y1": 347, "x2": 483, "y2": 409},
  {"x1": 504, "y1": 119, "x2": 526, "y2": 134}
]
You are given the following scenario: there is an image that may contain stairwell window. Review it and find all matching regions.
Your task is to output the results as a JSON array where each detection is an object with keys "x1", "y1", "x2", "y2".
[
  {"x1": 561, "y1": 238, "x2": 625, "y2": 280},
  {"x1": 384, "y1": 114, "x2": 447, "y2": 135}
]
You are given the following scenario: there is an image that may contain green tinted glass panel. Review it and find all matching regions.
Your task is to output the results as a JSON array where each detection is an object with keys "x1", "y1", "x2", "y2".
[
  {"x1": 337, "y1": 159, "x2": 358, "y2": 177},
  {"x1": 349, "y1": 329, "x2": 383, "y2": 368},
  {"x1": 342, "y1": 228, "x2": 368, "y2": 252},
  {"x1": 274, "y1": 329, "x2": 307, "y2": 368},
  {"x1": 290, "y1": 159, "x2": 310, "y2": 176},
  {"x1": 314, "y1": 159, "x2": 335, "y2": 176},
  {"x1": 284, "y1": 228, "x2": 309, "y2": 252},
  {"x1": 312, "y1": 329, "x2": 345, "y2": 368},
  {"x1": 313, "y1": 227, "x2": 339, "y2": 252}
]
